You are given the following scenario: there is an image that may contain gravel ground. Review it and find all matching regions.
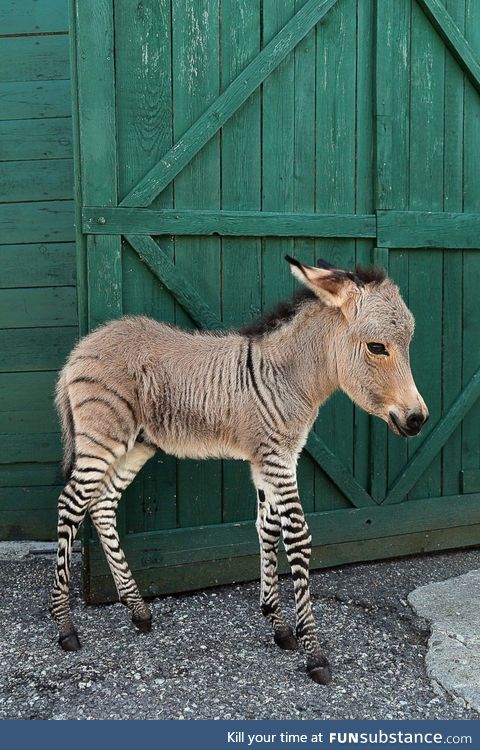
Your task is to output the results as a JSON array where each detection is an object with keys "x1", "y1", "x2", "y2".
[{"x1": 1, "y1": 546, "x2": 480, "y2": 720}]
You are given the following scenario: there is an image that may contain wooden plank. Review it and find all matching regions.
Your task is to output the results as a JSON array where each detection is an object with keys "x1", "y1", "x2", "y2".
[
  {"x1": 442, "y1": 0, "x2": 465, "y2": 497},
  {"x1": 221, "y1": 0, "x2": 262, "y2": 522},
  {"x1": 121, "y1": 0, "x2": 340, "y2": 207},
  {"x1": 461, "y1": 470, "x2": 480, "y2": 494},
  {"x1": 75, "y1": 0, "x2": 117, "y2": 210},
  {"x1": 354, "y1": 0, "x2": 375, "y2": 492},
  {"x1": 0, "y1": 159, "x2": 73, "y2": 202},
  {"x1": 306, "y1": 432, "x2": 375, "y2": 509},
  {"x1": 291, "y1": 0, "x2": 316, "y2": 515},
  {"x1": 87, "y1": 493, "x2": 480, "y2": 600},
  {"x1": 0, "y1": 243, "x2": 76, "y2": 288},
  {"x1": 126, "y1": 235, "x2": 221, "y2": 330},
  {"x1": 0, "y1": 409, "x2": 58, "y2": 434},
  {"x1": 374, "y1": 0, "x2": 411, "y2": 210},
  {"x1": 0, "y1": 35, "x2": 69, "y2": 82},
  {"x1": 0, "y1": 287, "x2": 77, "y2": 328},
  {"x1": 68, "y1": 0, "x2": 87, "y2": 338},
  {"x1": 374, "y1": 1, "x2": 409, "y2": 496},
  {"x1": 0, "y1": 463, "x2": 63, "y2": 488},
  {"x1": 0, "y1": 326, "x2": 77, "y2": 372},
  {"x1": 462, "y1": 8, "x2": 480, "y2": 512},
  {"x1": 88, "y1": 493, "x2": 480, "y2": 567},
  {"x1": 0, "y1": 117, "x2": 73, "y2": 161},
  {"x1": 0, "y1": 200, "x2": 74, "y2": 244},
  {"x1": 75, "y1": 0, "x2": 121, "y2": 335},
  {"x1": 172, "y1": 0, "x2": 222, "y2": 529},
  {"x1": 384, "y1": 365, "x2": 480, "y2": 505},
  {"x1": 313, "y1": 0, "x2": 357, "y2": 511},
  {"x1": 0, "y1": 508, "x2": 57, "y2": 541},
  {"x1": 0, "y1": 371, "x2": 57, "y2": 412},
  {"x1": 0, "y1": 0, "x2": 68, "y2": 35},
  {"x1": 82, "y1": 207, "x2": 376, "y2": 238},
  {"x1": 86, "y1": 235, "x2": 121, "y2": 330},
  {"x1": 408, "y1": 5, "x2": 445, "y2": 501},
  {"x1": 416, "y1": 0, "x2": 480, "y2": 95},
  {"x1": 0, "y1": 433, "x2": 61, "y2": 464},
  {"x1": 84, "y1": 521, "x2": 480, "y2": 602},
  {"x1": 377, "y1": 211, "x2": 480, "y2": 248},
  {"x1": 114, "y1": 0, "x2": 177, "y2": 534},
  {"x1": 0, "y1": 80, "x2": 71, "y2": 120}
]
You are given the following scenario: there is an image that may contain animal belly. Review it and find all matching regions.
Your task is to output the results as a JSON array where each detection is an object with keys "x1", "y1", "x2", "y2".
[{"x1": 157, "y1": 435, "x2": 247, "y2": 461}]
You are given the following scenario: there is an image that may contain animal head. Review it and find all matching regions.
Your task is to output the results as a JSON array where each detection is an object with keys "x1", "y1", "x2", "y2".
[{"x1": 286, "y1": 256, "x2": 429, "y2": 437}]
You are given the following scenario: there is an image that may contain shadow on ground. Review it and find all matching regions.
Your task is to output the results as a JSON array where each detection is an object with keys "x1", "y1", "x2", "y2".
[{"x1": 0, "y1": 546, "x2": 479, "y2": 720}]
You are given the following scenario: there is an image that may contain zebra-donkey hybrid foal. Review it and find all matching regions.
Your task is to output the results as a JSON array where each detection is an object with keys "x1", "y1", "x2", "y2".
[{"x1": 51, "y1": 256, "x2": 428, "y2": 685}]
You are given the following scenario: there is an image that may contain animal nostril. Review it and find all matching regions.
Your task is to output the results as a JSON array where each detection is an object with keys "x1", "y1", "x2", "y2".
[{"x1": 406, "y1": 412, "x2": 424, "y2": 431}]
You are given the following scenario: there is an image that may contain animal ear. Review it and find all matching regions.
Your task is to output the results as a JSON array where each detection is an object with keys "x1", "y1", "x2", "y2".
[{"x1": 285, "y1": 255, "x2": 358, "y2": 308}]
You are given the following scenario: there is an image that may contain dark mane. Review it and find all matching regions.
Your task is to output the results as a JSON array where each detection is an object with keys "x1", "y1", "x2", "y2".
[
  {"x1": 354, "y1": 264, "x2": 387, "y2": 285},
  {"x1": 238, "y1": 263, "x2": 386, "y2": 339},
  {"x1": 240, "y1": 288, "x2": 317, "y2": 338}
]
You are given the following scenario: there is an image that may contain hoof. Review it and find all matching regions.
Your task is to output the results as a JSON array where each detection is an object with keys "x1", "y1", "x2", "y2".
[
  {"x1": 59, "y1": 631, "x2": 81, "y2": 652},
  {"x1": 307, "y1": 657, "x2": 332, "y2": 685},
  {"x1": 132, "y1": 613, "x2": 152, "y2": 633},
  {"x1": 274, "y1": 628, "x2": 298, "y2": 651}
]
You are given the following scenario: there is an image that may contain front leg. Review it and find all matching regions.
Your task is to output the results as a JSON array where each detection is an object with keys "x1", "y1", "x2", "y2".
[
  {"x1": 254, "y1": 462, "x2": 331, "y2": 684},
  {"x1": 255, "y1": 488, "x2": 297, "y2": 650}
]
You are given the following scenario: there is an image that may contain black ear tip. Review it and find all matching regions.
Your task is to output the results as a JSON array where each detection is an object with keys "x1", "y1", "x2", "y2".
[
  {"x1": 285, "y1": 255, "x2": 302, "y2": 269},
  {"x1": 316, "y1": 258, "x2": 335, "y2": 270}
]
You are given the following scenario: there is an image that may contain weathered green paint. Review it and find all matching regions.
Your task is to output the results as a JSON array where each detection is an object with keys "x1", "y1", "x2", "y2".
[
  {"x1": 0, "y1": 35, "x2": 70, "y2": 83},
  {"x1": 83, "y1": 208, "x2": 376, "y2": 238},
  {"x1": 0, "y1": 159, "x2": 73, "y2": 203},
  {"x1": 0, "y1": 118, "x2": 73, "y2": 161},
  {"x1": 0, "y1": 0, "x2": 77, "y2": 540},
  {"x1": 0, "y1": 80, "x2": 71, "y2": 121},
  {"x1": 0, "y1": 0, "x2": 68, "y2": 35},
  {"x1": 0, "y1": 327, "x2": 77, "y2": 372},
  {"x1": 67, "y1": 0, "x2": 480, "y2": 597},
  {"x1": 121, "y1": 0, "x2": 340, "y2": 208},
  {"x1": 416, "y1": 0, "x2": 480, "y2": 94}
]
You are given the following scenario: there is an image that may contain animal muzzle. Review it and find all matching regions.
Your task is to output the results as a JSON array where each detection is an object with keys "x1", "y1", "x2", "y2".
[{"x1": 388, "y1": 405, "x2": 429, "y2": 438}]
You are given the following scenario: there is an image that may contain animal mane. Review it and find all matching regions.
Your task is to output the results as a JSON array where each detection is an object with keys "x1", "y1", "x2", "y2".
[
  {"x1": 354, "y1": 264, "x2": 387, "y2": 285},
  {"x1": 239, "y1": 288, "x2": 317, "y2": 338},
  {"x1": 239, "y1": 263, "x2": 387, "y2": 338}
]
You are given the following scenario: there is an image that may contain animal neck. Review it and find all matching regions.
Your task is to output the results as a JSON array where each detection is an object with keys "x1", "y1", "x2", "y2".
[{"x1": 256, "y1": 299, "x2": 342, "y2": 409}]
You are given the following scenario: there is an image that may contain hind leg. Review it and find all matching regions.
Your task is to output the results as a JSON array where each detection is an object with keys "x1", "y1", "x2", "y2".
[
  {"x1": 50, "y1": 482, "x2": 89, "y2": 650},
  {"x1": 89, "y1": 443, "x2": 155, "y2": 630},
  {"x1": 51, "y1": 430, "x2": 128, "y2": 650}
]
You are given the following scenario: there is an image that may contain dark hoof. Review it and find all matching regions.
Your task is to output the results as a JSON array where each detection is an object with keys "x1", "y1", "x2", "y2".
[
  {"x1": 59, "y1": 631, "x2": 81, "y2": 652},
  {"x1": 274, "y1": 629, "x2": 298, "y2": 651},
  {"x1": 132, "y1": 614, "x2": 152, "y2": 633},
  {"x1": 307, "y1": 658, "x2": 332, "y2": 685}
]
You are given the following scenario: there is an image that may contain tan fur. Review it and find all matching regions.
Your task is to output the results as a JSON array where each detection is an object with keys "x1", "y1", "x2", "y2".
[{"x1": 57, "y1": 273, "x2": 427, "y2": 471}]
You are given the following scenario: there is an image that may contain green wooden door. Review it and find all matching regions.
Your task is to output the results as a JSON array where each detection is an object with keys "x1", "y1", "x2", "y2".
[{"x1": 71, "y1": 0, "x2": 480, "y2": 603}]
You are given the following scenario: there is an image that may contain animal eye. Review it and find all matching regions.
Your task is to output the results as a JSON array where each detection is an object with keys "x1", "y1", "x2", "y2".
[{"x1": 367, "y1": 342, "x2": 389, "y2": 356}]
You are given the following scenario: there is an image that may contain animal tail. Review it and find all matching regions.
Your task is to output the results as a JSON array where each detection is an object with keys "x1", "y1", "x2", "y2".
[{"x1": 55, "y1": 371, "x2": 76, "y2": 481}]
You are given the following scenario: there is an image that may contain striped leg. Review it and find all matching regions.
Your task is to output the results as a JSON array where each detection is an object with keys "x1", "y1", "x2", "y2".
[
  {"x1": 89, "y1": 443, "x2": 155, "y2": 630},
  {"x1": 255, "y1": 462, "x2": 331, "y2": 685},
  {"x1": 255, "y1": 487, "x2": 297, "y2": 650},
  {"x1": 50, "y1": 475, "x2": 102, "y2": 651}
]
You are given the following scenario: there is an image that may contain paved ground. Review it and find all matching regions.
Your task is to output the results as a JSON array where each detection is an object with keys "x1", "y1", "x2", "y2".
[
  {"x1": 1, "y1": 544, "x2": 480, "y2": 720},
  {"x1": 409, "y1": 569, "x2": 480, "y2": 712}
]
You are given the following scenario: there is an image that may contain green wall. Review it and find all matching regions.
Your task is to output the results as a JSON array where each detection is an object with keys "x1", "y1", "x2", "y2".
[{"x1": 0, "y1": 0, "x2": 77, "y2": 540}]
